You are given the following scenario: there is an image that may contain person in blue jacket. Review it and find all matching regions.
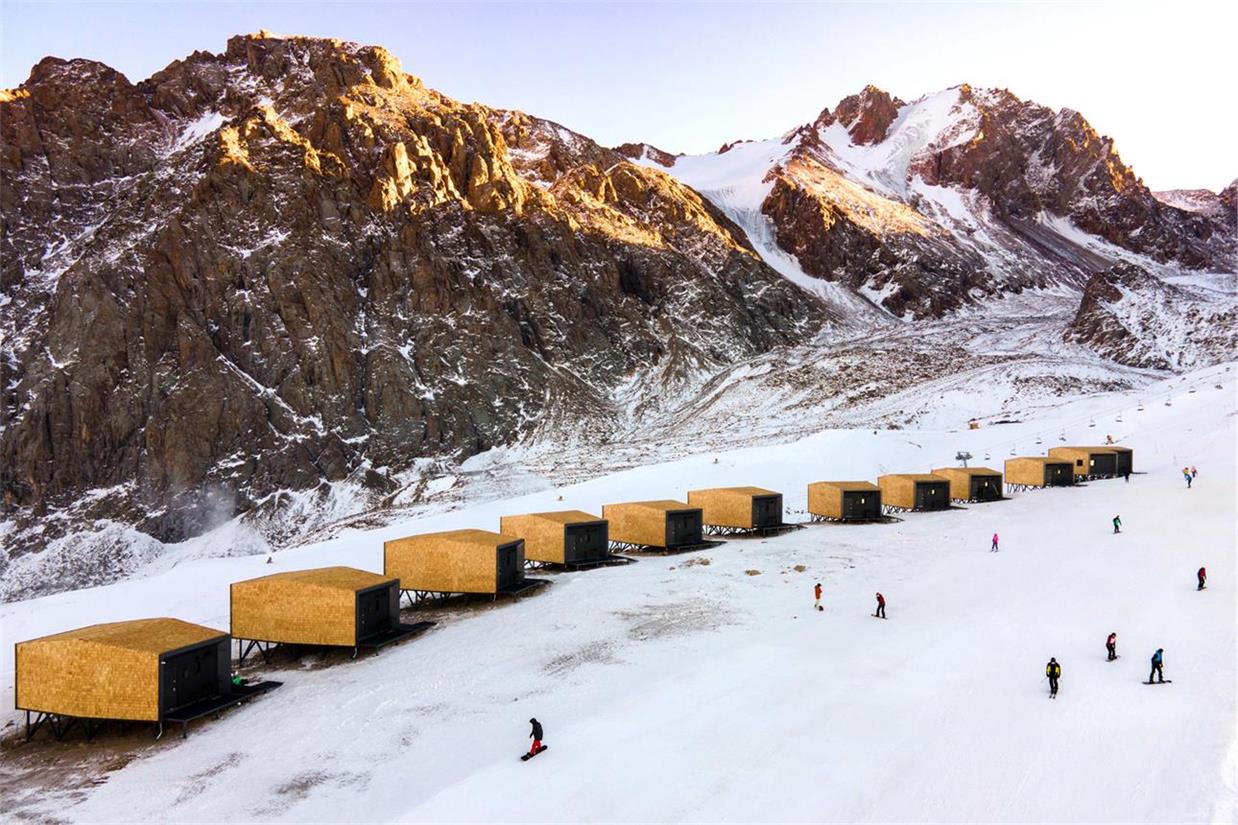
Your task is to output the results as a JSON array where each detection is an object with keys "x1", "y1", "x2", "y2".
[{"x1": 1149, "y1": 648, "x2": 1165, "y2": 683}]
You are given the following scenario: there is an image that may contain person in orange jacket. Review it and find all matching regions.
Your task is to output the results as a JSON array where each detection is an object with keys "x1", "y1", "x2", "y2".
[{"x1": 813, "y1": 582, "x2": 823, "y2": 612}]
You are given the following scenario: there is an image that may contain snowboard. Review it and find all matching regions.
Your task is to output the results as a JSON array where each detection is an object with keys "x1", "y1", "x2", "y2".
[
  {"x1": 871, "y1": 613, "x2": 887, "y2": 619},
  {"x1": 521, "y1": 745, "x2": 548, "y2": 761},
  {"x1": 1106, "y1": 655, "x2": 1121, "y2": 661},
  {"x1": 1142, "y1": 680, "x2": 1173, "y2": 685}
]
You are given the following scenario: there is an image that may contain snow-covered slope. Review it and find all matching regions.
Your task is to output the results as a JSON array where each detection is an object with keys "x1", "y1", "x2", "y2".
[{"x1": 2, "y1": 363, "x2": 1234, "y2": 822}]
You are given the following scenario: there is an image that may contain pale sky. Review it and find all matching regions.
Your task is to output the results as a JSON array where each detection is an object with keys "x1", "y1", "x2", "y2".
[{"x1": 1, "y1": 1, "x2": 1234, "y2": 191}]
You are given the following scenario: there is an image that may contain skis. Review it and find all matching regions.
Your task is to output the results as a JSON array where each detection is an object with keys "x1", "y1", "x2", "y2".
[
  {"x1": 521, "y1": 745, "x2": 548, "y2": 761},
  {"x1": 1142, "y1": 680, "x2": 1172, "y2": 685}
]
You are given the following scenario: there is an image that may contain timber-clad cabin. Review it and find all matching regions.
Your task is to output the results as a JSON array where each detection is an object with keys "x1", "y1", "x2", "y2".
[
  {"x1": 230, "y1": 567, "x2": 432, "y2": 661},
  {"x1": 15, "y1": 618, "x2": 279, "y2": 740},
  {"x1": 1004, "y1": 457, "x2": 1075, "y2": 488},
  {"x1": 807, "y1": 481, "x2": 882, "y2": 521},
  {"x1": 931, "y1": 466, "x2": 1004, "y2": 502},
  {"x1": 498, "y1": 511, "x2": 611, "y2": 567},
  {"x1": 383, "y1": 529, "x2": 539, "y2": 598},
  {"x1": 1047, "y1": 446, "x2": 1119, "y2": 479},
  {"x1": 602, "y1": 500, "x2": 704, "y2": 550},
  {"x1": 686, "y1": 486, "x2": 786, "y2": 534},
  {"x1": 877, "y1": 473, "x2": 951, "y2": 512}
]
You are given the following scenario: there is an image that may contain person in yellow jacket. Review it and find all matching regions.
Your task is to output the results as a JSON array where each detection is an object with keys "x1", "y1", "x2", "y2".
[{"x1": 1046, "y1": 657, "x2": 1061, "y2": 698}]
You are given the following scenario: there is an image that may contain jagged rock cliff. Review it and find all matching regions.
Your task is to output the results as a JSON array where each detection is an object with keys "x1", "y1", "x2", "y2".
[{"x1": 0, "y1": 34, "x2": 826, "y2": 559}]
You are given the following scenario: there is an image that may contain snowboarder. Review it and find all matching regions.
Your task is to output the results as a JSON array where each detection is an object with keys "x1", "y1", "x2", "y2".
[
  {"x1": 528, "y1": 718, "x2": 544, "y2": 756},
  {"x1": 1046, "y1": 657, "x2": 1061, "y2": 697},
  {"x1": 1184, "y1": 469, "x2": 1192, "y2": 489},
  {"x1": 991, "y1": 533, "x2": 999, "y2": 552},
  {"x1": 874, "y1": 592, "x2": 886, "y2": 619},
  {"x1": 1112, "y1": 515, "x2": 1122, "y2": 534},
  {"x1": 1106, "y1": 632, "x2": 1118, "y2": 661},
  {"x1": 1123, "y1": 471, "x2": 1130, "y2": 483},
  {"x1": 814, "y1": 582, "x2": 823, "y2": 612},
  {"x1": 1197, "y1": 567, "x2": 1207, "y2": 590},
  {"x1": 1148, "y1": 649, "x2": 1165, "y2": 684},
  {"x1": 1191, "y1": 466, "x2": 1197, "y2": 479}
]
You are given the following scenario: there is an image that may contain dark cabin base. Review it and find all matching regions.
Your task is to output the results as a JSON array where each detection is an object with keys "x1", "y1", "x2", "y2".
[
  {"x1": 527, "y1": 554, "x2": 637, "y2": 571},
  {"x1": 808, "y1": 514, "x2": 902, "y2": 525},
  {"x1": 703, "y1": 523, "x2": 804, "y2": 538},
  {"x1": 399, "y1": 579, "x2": 551, "y2": 609},
  {"x1": 20, "y1": 681, "x2": 282, "y2": 743},
  {"x1": 607, "y1": 539, "x2": 725, "y2": 555}
]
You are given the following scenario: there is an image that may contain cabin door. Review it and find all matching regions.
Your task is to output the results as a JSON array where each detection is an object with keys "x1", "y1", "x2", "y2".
[
  {"x1": 161, "y1": 644, "x2": 221, "y2": 713},
  {"x1": 496, "y1": 544, "x2": 521, "y2": 589},
  {"x1": 565, "y1": 524, "x2": 606, "y2": 562},
  {"x1": 751, "y1": 496, "x2": 782, "y2": 528},
  {"x1": 666, "y1": 512, "x2": 703, "y2": 547},
  {"x1": 971, "y1": 477, "x2": 999, "y2": 501},
  {"x1": 915, "y1": 483, "x2": 944, "y2": 510},
  {"x1": 357, "y1": 586, "x2": 391, "y2": 641}
]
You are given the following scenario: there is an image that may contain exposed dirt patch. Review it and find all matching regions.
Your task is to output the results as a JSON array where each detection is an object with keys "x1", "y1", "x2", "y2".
[
  {"x1": 616, "y1": 599, "x2": 732, "y2": 641},
  {"x1": 543, "y1": 641, "x2": 618, "y2": 675}
]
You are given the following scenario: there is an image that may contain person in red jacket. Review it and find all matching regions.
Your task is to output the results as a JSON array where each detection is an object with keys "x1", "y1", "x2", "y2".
[
  {"x1": 1106, "y1": 632, "x2": 1118, "y2": 661},
  {"x1": 874, "y1": 592, "x2": 886, "y2": 619},
  {"x1": 1197, "y1": 567, "x2": 1207, "y2": 590},
  {"x1": 814, "y1": 582, "x2": 823, "y2": 612}
]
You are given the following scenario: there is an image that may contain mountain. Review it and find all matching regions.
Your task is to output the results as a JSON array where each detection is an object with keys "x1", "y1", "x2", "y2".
[
  {"x1": 0, "y1": 34, "x2": 826, "y2": 580},
  {"x1": 1, "y1": 35, "x2": 1233, "y2": 599},
  {"x1": 643, "y1": 85, "x2": 1234, "y2": 319}
]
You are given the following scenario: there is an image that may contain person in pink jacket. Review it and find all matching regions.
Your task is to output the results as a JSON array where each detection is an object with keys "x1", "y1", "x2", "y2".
[{"x1": 991, "y1": 533, "x2": 999, "y2": 552}]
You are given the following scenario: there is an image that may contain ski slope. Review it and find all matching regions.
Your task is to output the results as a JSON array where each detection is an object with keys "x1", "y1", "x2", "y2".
[{"x1": 1, "y1": 365, "x2": 1234, "y2": 822}]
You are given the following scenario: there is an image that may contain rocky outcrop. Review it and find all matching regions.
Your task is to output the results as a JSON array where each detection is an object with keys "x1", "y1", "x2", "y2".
[
  {"x1": 0, "y1": 34, "x2": 826, "y2": 571},
  {"x1": 818, "y1": 85, "x2": 905, "y2": 145},
  {"x1": 1064, "y1": 263, "x2": 1237, "y2": 370}
]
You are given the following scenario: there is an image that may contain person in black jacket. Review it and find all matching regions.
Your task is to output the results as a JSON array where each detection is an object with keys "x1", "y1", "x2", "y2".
[
  {"x1": 528, "y1": 718, "x2": 544, "y2": 755},
  {"x1": 1046, "y1": 658, "x2": 1061, "y2": 697}
]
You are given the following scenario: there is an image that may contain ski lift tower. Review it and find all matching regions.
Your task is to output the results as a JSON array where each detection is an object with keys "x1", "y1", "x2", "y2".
[{"x1": 955, "y1": 450, "x2": 973, "y2": 468}]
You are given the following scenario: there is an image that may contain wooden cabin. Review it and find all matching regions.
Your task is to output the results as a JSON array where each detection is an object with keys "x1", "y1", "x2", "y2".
[
  {"x1": 231, "y1": 567, "x2": 426, "y2": 657},
  {"x1": 807, "y1": 481, "x2": 882, "y2": 521},
  {"x1": 931, "y1": 467, "x2": 1004, "y2": 502},
  {"x1": 1004, "y1": 457, "x2": 1075, "y2": 488},
  {"x1": 15, "y1": 618, "x2": 234, "y2": 734},
  {"x1": 384, "y1": 529, "x2": 527, "y2": 596},
  {"x1": 877, "y1": 474, "x2": 951, "y2": 512},
  {"x1": 498, "y1": 511, "x2": 609, "y2": 566},
  {"x1": 1048, "y1": 446, "x2": 1119, "y2": 479},
  {"x1": 602, "y1": 500, "x2": 703, "y2": 550},
  {"x1": 686, "y1": 487, "x2": 784, "y2": 532}
]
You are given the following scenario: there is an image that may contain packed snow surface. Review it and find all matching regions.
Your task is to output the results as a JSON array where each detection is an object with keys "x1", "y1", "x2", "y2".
[{"x1": 1, "y1": 365, "x2": 1234, "y2": 822}]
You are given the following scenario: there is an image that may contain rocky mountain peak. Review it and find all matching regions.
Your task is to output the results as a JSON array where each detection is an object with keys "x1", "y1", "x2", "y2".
[{"x1": 817, "y1": 84, "x2": 905, "y2": 145}]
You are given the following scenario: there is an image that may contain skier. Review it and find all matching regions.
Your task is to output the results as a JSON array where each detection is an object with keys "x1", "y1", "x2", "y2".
[
  {"x1": 1184, "y1": 469, "x2": 1192, "y2": 489},
  {"x1": 1106, "y1": 632, "x2": 1118, "y2": 661},
  {"x1": 528, "y1": 717, "x2": 544, "y2": 756},
  {"x1": 874, "y1": 592, "x2": 886, "y2": 618},
  {"x1": 991, "y1": 533, "x2": 999, "y2": 552},
  {"x1": 1197, "y1": 566, "x2": 1207, "y2": 591},
  {"x1": 1112, "y1": 514, "x2": 1122, "y2": 534},
  {"x1": 814, "y1": 582, "x2": 824, "y2": 612},
  {"x1": 1123, "y1": 471, "x2": 1130, "y2": 483},
  {"x1": 1148, "y1": 649, "x2": 1165, "y2": 684},
  {"x1": 1046, "y1": 657, "x2": 1061, "y2": 698}
]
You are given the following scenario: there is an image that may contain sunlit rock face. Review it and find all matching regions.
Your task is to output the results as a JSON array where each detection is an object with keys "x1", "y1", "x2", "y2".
[{"x1": 0, "y1": 33, "x2": 827, "y2": 552}]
